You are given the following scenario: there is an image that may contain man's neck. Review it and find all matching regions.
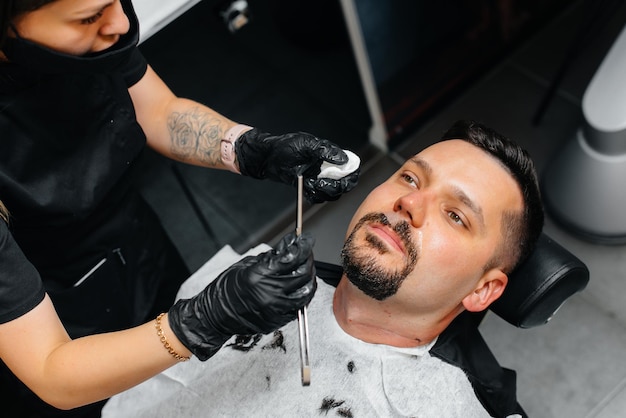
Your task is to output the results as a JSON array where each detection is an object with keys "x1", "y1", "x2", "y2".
[{"x1": 332, "y1": 278, "x2": 445, "y2": 348}]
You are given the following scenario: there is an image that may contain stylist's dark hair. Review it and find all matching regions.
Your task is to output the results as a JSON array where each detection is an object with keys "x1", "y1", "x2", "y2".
[
  {"x1": 0, "y1": 0, "x2": 56, "y2": 51},
  {"x1": 441, "y1": 120, "x2": 544, "y2": 274}
]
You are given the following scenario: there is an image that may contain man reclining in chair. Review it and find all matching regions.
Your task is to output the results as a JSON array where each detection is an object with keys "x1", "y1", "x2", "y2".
[{"x1": 103, "y1": 120, "x2": 544, "y2": 418}]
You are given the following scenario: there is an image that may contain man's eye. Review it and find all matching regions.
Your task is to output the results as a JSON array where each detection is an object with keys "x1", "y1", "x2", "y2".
[
  {"x1": 448, "y1": 211, "x2": 465, "y2": 227},
  {"x1": 401, "y1": 173, "x2": 418, "y2": 187}
]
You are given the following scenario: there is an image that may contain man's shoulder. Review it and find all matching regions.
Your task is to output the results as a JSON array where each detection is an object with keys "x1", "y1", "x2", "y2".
[{"x1": 430, "y1": 312, "x2": 522, "y2": 417}]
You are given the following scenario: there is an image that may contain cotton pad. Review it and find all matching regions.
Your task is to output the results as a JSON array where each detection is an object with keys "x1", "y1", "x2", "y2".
[{"x1": 318, "y1": 150, "x2": 360, "y2": 180}]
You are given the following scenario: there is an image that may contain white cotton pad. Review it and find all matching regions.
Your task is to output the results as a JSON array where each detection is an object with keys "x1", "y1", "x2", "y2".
[{"x1": 318, "y1": 150, "x2": 361, "y2": 180}]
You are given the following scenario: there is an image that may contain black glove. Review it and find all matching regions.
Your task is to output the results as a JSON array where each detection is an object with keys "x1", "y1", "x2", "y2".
[
  {"x1": 168, "y1": 232, "x2": 316, "y2": 361},
  {"x1": 235, "y1": 129, "x2": 360, "y2": 203}
]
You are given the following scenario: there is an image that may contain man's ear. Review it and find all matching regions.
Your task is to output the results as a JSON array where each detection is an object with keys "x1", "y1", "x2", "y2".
[{"x1": 462, "y1": 269, "x2": 508, "y2": 312}]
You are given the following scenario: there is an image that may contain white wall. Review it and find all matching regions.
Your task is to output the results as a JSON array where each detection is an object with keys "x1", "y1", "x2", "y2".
[{"x1": 132, "y1": 0, "x2": 203, "y2": 43}]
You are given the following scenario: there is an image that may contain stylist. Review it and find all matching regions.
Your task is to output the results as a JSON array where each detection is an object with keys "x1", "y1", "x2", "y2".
[
  {"x1": 0, "y1": 0, "x2": 358, "y2": 416},
  {"x1": 0, "y1": 200, "x2": 317, "y2": 416}
]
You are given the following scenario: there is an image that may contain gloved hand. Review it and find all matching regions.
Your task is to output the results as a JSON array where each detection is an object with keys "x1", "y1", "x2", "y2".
[
  {"x1": 235, "y1": 129, "x2": 360, "y2": 203},
  {"x1": 168, "y1": 232, "x2": 316, "y2": 361}
]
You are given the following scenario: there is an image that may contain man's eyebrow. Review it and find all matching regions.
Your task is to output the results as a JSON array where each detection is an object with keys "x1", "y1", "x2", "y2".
[
  {"x1": 452, "y1": 186, "x2": 485, "y2": 232},
  {"x1": 407, "y1": 156, "x2": 432, "y2": 175}
]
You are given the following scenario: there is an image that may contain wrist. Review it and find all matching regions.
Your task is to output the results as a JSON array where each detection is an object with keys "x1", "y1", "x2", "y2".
[
  {"x1": 156, "y1": 313, "x2": 192, "y2": 361},
  {"x1": 221, "y1": 124, "x2": 253, "y2": 174}
]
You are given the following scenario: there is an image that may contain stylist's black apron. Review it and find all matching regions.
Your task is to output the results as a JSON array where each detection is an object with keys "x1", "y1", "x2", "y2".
[{"x1": 0, "y1": 67, "x2": 189, "y2": 338}]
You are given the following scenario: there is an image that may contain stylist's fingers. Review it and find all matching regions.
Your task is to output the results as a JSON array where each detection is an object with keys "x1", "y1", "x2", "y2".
[
  {"x1": 263, "y1": 232, "x2": 316, "y2": 294},
  {"x1": 303, "y1": 169, "x2": 360, "y2": 203}
]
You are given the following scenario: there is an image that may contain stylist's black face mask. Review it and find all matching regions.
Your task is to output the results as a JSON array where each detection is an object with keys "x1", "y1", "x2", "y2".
[{"x1": 3, "y1": 0, "x2": 139, "y2": 74}]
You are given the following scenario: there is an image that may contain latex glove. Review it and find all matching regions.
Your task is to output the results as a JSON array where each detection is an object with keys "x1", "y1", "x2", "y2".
[
  {"x1": 235, "y1": 129, "x2": 360, "y2": 203},
  {"x1": 168, "y1": 232, "x2": 316, "y2": 361}
]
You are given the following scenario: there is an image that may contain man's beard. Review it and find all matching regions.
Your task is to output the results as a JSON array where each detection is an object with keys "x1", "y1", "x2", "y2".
[{"x1": 340, "y1": 213, "x2": 418, "y2": 301}]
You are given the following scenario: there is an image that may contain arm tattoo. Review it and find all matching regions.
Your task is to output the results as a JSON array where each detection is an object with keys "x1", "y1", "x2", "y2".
[{"x1": 167, "y1": 107, "x2": 224, "y2": 165}]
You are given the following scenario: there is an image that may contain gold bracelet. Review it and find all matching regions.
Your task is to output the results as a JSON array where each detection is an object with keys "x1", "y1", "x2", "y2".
[{"x1": 155, "y1": 313, "x2": 190, "y2": 362}]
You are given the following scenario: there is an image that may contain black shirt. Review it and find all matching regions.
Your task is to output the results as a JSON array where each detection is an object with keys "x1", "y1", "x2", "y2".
[{"x1": 0, "y1": 219, "x2": 44, "y2": 324}]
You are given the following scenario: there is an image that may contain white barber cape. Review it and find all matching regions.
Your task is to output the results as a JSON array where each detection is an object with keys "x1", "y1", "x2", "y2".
[{"x1": 103, "y1": 245, "x2": 491, "y2": 418}]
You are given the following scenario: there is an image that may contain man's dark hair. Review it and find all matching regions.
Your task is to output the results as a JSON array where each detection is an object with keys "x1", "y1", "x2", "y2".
[
  {"x1": 0, "y1": 0, "x2": 55, "y2": 51},
  {"x1": 441, "y1": 120, "x2": 544, "y2": 273}
]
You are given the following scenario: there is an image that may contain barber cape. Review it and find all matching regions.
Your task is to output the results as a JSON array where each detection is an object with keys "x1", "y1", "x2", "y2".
[{"x1": 103, "y1": 245, "x2": 494, "y2": 418}]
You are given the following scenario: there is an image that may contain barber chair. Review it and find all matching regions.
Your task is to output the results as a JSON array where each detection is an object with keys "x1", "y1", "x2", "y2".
[{"x1": 315, "y1": 232, "x2": 589, "y2": 417}]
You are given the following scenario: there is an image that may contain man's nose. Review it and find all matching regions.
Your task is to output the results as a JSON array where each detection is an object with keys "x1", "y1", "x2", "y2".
[
  {"x1": 100, "y1": 1, "x2": 130, "y2": 36},
  {"x1": 393, "y1": 190, "x2": 426, "y2": 227}
]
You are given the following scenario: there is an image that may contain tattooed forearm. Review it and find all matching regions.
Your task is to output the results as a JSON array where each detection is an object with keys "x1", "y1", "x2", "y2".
[{"x1": 167, "y1": 107, "x2": 225, "y2": 165}]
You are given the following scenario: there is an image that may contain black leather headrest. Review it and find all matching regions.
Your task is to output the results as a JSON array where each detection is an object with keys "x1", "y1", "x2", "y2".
[{"x1": 489, "y1": 233, "x2": 589, "y2": 328}]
